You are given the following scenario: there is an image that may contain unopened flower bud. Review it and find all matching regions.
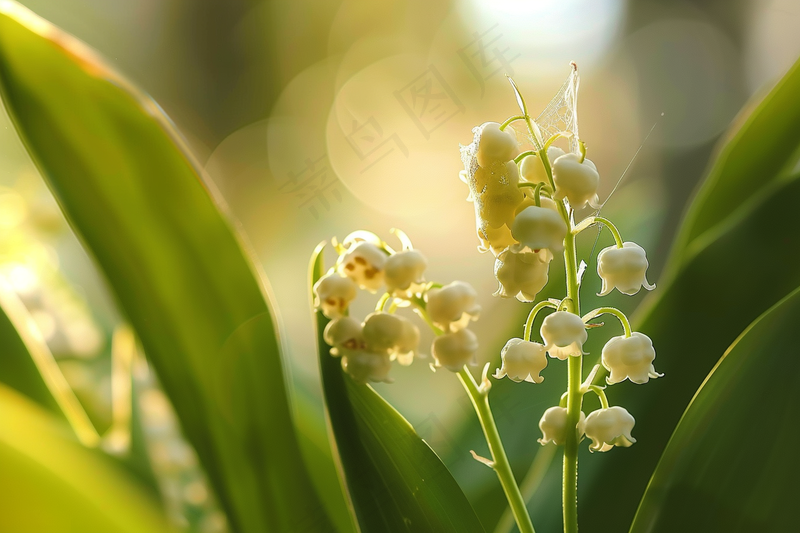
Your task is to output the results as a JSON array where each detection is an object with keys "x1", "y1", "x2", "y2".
[
  {"x1": 338, "y1": 242, "x2": 387, "y2": 293},
  {"x1": 431, "y1": 328, "x2": 479, "y2": 371},
  {"x1": 313, "y1": 272, "x2": 358, "y2": 319},
  {"x1": 475, "y1": 122, "x2": 519, "y2": 167},
  {"x1": 597, "y1": 242, "x2": 655, "y2": 296},
  {"x1": 341, "y1": 350, "x2": 393, "y2": 384},
  {"x1": 584, "y1": 406, "x2": 636, "y2": 452},
  {"x1": 494, "y1": 338, "x2": 548, "y2": 383},
  {"x1": 323, "y1": 316, "x2": 363, "y2": 356},
  {"x1": 538, "y1": 406, "x2": 586, "y2": 446},
  {"x1": 363, "y1": 312, "x2": 421, "y2": 366},
  {"x1": 552, "y1": 153, "x2": 600, "y2": 209},
  {"x1": 494, "y1": 248, "x2": 552, "y2": 302},
  {"x1": 540, "y1": 311, "x2": 587, "y2": 360},
  {"x1": 519, "y1": 146, "x2": 565, "y2": 184},
  {"x1": 511, "y1": 206, "x2": 567, "y2": 253},
  {"x1": 426, "y1": 281, "x2": 481, "y2": 332},
  {"x1": 602, "y1": 332, "x2": 662, "y2": 385},
  {"x1": 385, "y1": 250, "x2": 427, "y2": 299}
]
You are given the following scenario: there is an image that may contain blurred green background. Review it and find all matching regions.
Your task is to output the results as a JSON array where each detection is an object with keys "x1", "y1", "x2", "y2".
[{"x1": 1, "y1": 0, "x2": 799, "y2": 532}]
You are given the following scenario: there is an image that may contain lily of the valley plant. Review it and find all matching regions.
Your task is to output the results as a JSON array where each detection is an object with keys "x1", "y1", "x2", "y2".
[{"x1": 312, "y1": 64, "x2": 660, "y2": 533}]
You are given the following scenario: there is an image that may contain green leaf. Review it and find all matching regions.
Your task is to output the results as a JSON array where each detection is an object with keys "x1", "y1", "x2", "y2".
[
  {"x1": 311, "y1": 244, "x2": 486, "y2": 533},
  {"x1": 673, "y1": 57, "x2": 800, "y2": 259},
  {"x1": 629, "y1": 285, "x2": 800, "y2": 532},
  {"x1": 0, "y1": 3, "x2": 333, "y2": 532},
  {"x1": 0, "y1": 383, "x2": 173, "y2": 533}
]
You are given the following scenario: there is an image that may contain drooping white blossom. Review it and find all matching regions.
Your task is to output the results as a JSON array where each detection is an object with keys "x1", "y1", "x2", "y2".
[
  {"x1": 601, "y1": 332, "x2": 662, "y2": 385},
  {"x1": 337, "y1": 241, "x2": 387, "y2": 293},
  {"x1": 493, "y1": 247, "x2": 552, "y2": 302},
  {"x1": 511, "y1": 205, "x2": 567, "y2": 253},
  {"x1": 384, "y1": 249, "x2": 427, "y2": 299},
  {"x1": 597, "y1": 242, "x2": 656, "y2": 296},
  {"x1": 584, "y1": 406, "x2": 636, "y2": 452},
  {"x1": 552, "y1": 152, "x2": 600, "y2": 209},
  {"x1": 538, "y1": 406, "x2": 586, "y2": 446},
  {"x1": 362, "y1": 312, "x2": 421, "y2": 366},
  {"x1": 426, "y1": 281, "x2": 481, "y2": 332},
  {"x1": 540, "y1": 311, "x2": 588, "y2": 360},
  {"x1": 494, "y1": 338, "x2": 548, "y2": 383},
  {"x1": 431, "y1": 328, "x2": 479, "y2": 372},
  {"x1": 519, "y1": 146, "x2": 565, "y2": 184},
  {"x1": 341, "y1": 350, "x2": 393, "y2": 384},
  {"x1": 313, "y1": 272, "x2": 358, "y2": 319},
  {"x1": 475, "y1": 122, "x2": 520, "y2": 167},
  {"x1": 323, "y1": 316, "x2": 364, "y2": 356}
]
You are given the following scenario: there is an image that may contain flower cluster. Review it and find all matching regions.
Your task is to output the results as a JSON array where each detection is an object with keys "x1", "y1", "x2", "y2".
[
  {"x1": 313, "y1": 231, "x2": 482, "y2": 382},
  {"x1": 460, "y1": 108, "x2": 660, "y2": 453}
]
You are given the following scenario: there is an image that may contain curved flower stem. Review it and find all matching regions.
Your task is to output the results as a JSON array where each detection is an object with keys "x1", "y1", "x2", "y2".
[
  {"x1": 572, "y1": 216, "x2": 623, "y2": 248},
  {"x1": 458, "y1": 367, "x2": 536, "y2": 533},
  {"x1": 582, "y1": 307, "x2": 632, "y2": 337},
  {"x1": 586, "y1": 385, "x2": 609, "y2": 409},
  {"x1": 500, "y1": 114, "x2": 527, "y2": 131},
  {"x1": 514, "y1": 150, "x2": 537, "y2": 164},
  {"x1": 375, "y1": 292, "x2": 391, "y2": 312},
  {"x1": 524, "y1": 301, "x2": 558, "y2": 341}
]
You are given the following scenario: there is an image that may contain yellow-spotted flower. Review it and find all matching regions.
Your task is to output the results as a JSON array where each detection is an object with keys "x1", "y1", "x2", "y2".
[
  {"x1": 426, "y1": 281, "x2": 481, "y2": 332},
  {"x1": 584, "y1": 406, "x2": 636, "y2": 452},
  {"x1": 597, "y1": 242, "x2": 655, "y2": 296},
  {"x1": 431, "y1": 328, "x2": 479, "y2": 371},
  {"x1": 552, "y1": 152, "x2": 600, "y2": 209},
  {"x1": 494, "y1": 338, "x2": 548, "y2": 383},
  {"x1": 602, "y1": 332, "x2": 662, "y2": 385},
  {"x1": 385, "y1": 249, "x2": 427, "y2": 300},
  {"x1": 322, "y1": 316, "x2": 364, "y2": 356},
  {"x1": 338, "y1": 241, "x2": 387, "y2": 293},
  {"x1": 540, "y1": 311, "x2": 588, "y2": 360},
  {"x1": 538, "y1": 406, "x2": 586, "y2": 446},
  {"x1": 313, "y1": 272, "x2": 358, "y2": 319}
]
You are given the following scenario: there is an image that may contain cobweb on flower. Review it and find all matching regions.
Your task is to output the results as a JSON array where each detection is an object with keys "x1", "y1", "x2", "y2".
[{"x1": 532, "y1": 62, "x2": 581, "y2": 154}]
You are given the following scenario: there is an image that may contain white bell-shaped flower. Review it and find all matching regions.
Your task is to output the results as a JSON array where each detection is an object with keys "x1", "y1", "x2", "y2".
[
  {"x1": 477, "y1": 223, "x2": 517, "y2": 257},
  {"x1": 431, "y1": 328, "x2": 479, "y2": 372},
  {"x1": 538, "y1": 406, "x2": 586, "y2": 446},
  {"x1": 584, "y1": 406, "x2": 636, "y2": 452},
  {"x1": 385, "y1": 250, "x2": 427, "y2": 299},
  {"x1": 338, "y1": 241, "x2": 387, "y2": 293},
  {"x1": 475, "y1": 122, "x2": 519, "y2": 167},
  {"x1": 540, "y1": 311, "x2": 588, "y2": 360},
  {"x1": 362, "y1": 312, "x2": 421, "y2": 366},
  {"x1": 511, "y1": 205, "x2": 567, "y2": 253},
  {"x1": 313, "y1": 272, "x2": 358, "y2": 319},
  {"x1": 323, "y1": 316, "x2": 364, "y2": 356},
  {"x1": 597, "y1": 242, "x2": 656, "y2": 296},
  {"x1": 341, "y1": 350, "x2": 393, "y2": 384},
  {"x1": 519, "y1": 146, "x2": 565, "y2": 184},
  {"x1": 552, "y1": 153, "x2": 600, "y2": 209},
  {"x1": 494, "y1": 247, "x2": 552, "y2": 302},
  {"x1": 494, "y1": 338, "x2": 548, "y2": 383},
  {"x1": 426, "y1": 281, "x2": 481, "y2": 332},
  {"x1": 602, "y1": 332, "x2": 662, "y2": 385}
]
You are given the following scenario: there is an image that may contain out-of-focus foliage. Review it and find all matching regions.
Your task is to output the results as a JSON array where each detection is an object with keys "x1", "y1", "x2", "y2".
[
  {"x1": 311, "y1": 244, "x2": 485, "y2": 533},
  {"x1": 0, "y1": 383, "x2": 173, "y2": 533},
  {"x1": 0, "y1": 3, "x2": 335, "y2": 532},
  {"x1": 631, "y1": 286, "x2": 800, "y2": 532}
]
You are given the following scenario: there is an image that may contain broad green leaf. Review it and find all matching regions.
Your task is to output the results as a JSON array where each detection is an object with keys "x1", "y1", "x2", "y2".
[
  {"x1": 0, "y1": 3, "x2": 333, "y2": 532},
  {"x1": 0, "y1": 383, "x2": 173, "y2": 533},
  {"x1": 673, "y1": 56, "x2": 800, "y2": 260},
  {"x1": 629, "y1": 286, "x2": 800, "y2": 532},
  {"x1": 312, "y1": 244, "x2": 486, "y2": 533}
]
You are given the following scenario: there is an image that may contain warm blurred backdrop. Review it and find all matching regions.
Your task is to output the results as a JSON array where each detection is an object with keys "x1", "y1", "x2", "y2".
[{"x1": 1, "y1": 0, "x2": 799, "y2": 531}]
